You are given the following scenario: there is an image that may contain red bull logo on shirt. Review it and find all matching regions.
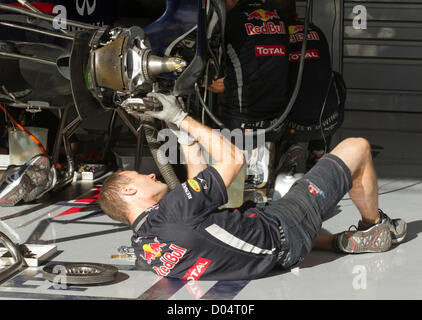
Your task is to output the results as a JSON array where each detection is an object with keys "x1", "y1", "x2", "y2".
[
  {"x1": 244, "y1": 9, "x2": 286, "y2": 36},
  {"x1": 153, "y1": 244, "x2": 187, "y2": 277},
  {"x1": 245, "y1": 21, "x2": 286, "y2": 36},
  {"x1": 290, "y1": 30, "x2": 320, "y2": 43},
  {"x1": 141, "y1": 237, "x2": 166, "y2": 264},
  {"x1": 245, "y1": 9, "x2": 280, "y2": 22},
  {"x1": 289, "y1": 25, "x2": 305, "y2": 34},
  {"x1": 305, "y1": 179, "x2": 326, "y2": 198}
]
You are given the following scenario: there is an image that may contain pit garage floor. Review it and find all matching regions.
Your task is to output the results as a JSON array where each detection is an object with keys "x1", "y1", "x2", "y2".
[{"x1": 0, "y1": 142, "x2": 421, "y2": 300}]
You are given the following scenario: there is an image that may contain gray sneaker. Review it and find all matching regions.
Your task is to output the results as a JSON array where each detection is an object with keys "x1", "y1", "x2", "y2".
[
  {"x1": 378, "y1": 209, "x2": 407, "y2": 244},
  {"x1": 334, "y1": 223, "x2": 392, "y2": 254},
  {"x1": 356, "y1": 209, "x2": 407, "y2": 245}
]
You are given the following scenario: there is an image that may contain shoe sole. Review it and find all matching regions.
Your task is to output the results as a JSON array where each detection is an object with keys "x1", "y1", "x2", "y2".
[{"x1": 338, "y1": 224, "x2": 392, "y2": 254}]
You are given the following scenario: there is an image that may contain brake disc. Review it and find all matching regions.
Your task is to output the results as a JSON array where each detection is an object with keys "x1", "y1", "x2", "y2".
[{"x1": 42, "y1": 262, "x2": 118, "y2": 286}]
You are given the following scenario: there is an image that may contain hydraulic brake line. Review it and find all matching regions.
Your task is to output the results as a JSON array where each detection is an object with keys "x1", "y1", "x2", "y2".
[{"x1": 196, "y1": 0, "x2": 313, "y2": 135}]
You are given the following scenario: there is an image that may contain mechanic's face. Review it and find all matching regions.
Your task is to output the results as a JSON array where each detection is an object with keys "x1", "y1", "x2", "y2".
[{"x1": 121, "y1": 171, "x2": 168, "y2": 203}]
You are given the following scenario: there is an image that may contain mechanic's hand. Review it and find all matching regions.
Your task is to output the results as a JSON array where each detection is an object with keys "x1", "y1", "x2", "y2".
[
  {"x1": 208, "y1": 77, "x2": 225, "y2": 93},
  {"x1": 146, "y1": 93, "x2": 188, "y2": 128},
  {"x1": 166, "y1": 122, "x2": 196, "y2": 146}
]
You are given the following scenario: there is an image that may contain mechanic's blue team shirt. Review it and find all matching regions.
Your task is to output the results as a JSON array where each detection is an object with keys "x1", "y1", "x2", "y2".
[
  {"x1": 131, "y1": 167, "x2": 283, "y2": 280},
  {"x1": 286, "y1": 22, "x2": 345, "y2": 128},
  {"x1": 221, "y1": 0, "x2": 290, "y2": 125}
]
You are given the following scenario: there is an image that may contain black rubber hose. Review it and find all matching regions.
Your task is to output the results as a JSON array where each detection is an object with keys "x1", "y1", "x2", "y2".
[
  {"x1": 196, "y1": 0, "x2": 313, "y2": 135},
  {"x1": 139, "y1": 115, "x2": 180, "y2": 190}
]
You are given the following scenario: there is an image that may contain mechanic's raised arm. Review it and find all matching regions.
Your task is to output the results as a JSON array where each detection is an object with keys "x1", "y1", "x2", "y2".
[
  {"x1": 180, "y1": 142, "x2": 208, "y2": 179},
  {"x1": 180, "y1": 116, "x2": 245, "y2": 188},
  {"x1": 146, "y1": 93, "x2": 245, "y2": 188}
]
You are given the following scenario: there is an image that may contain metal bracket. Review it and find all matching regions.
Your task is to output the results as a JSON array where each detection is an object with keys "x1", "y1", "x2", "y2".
[{"x1": 0, "y1": 232, "x2": 24, "y2": 285}]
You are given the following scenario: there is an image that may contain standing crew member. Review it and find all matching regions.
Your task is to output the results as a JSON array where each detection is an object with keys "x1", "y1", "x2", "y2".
[
  {"x1": 210, "y1": 0, "x2": 290, "y2": 142},
  {"x1": 209, "y1": 0, "x2": 292, "y2": 187},
  {"x1": 269, "y1": 0, "x2": 346, "y2": 171}
]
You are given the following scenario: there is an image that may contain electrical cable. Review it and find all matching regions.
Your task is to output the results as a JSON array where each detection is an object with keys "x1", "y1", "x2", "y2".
[
  {"x1": 318, "y1": 0, "x2": 339, "y2": 153},
  {"x1": 210, "y1": 0, "x2": 226, "y2": 75},
  {"x1": 202, "y1": 59, "x2": 211, "y2": 124},
  {"x1": 330, "y1": 0, "x2": 337, "y2": 66},
  {"x1": 318, "y1": 72, "x2": 334, "y2": 153}
]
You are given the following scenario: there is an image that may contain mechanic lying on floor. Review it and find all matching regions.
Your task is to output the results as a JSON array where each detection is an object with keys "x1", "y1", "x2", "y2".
[{"x1": 98, "y1": 93, "x2": 407, "y2": 281}]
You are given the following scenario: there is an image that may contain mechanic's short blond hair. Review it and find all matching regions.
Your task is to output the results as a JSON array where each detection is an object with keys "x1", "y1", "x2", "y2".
[{"x1": 98, "y1": 171, "x2": 131, "y2": 225}]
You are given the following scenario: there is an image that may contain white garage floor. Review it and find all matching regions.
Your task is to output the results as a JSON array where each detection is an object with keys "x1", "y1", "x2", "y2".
[{"x1": 0, "y1": 157, "x2": 421, "y2": 300}]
